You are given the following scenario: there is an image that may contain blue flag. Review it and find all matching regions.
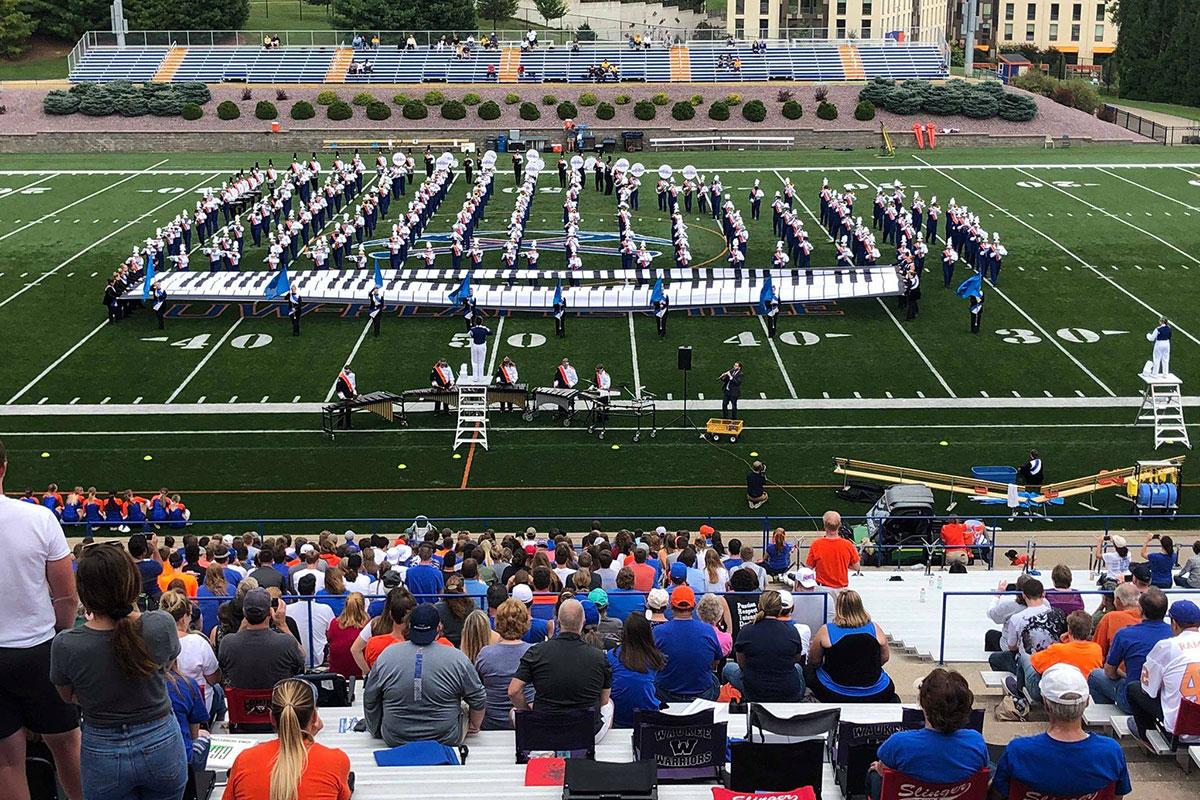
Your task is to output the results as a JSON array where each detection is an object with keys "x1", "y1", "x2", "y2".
[
  {"x1": 955, "y1": 272, "x2": 982, "y2": 299},
  {"x1": 553, "y1": 280, "x2": 563, "y2": 307},
  {"x1": 757, "y1": 272, "x2": 775, "y2": 315},
  {"x1": 265, "y1": 265, "x2": 291, "y2": 300},
  {"x1": 373, "y1": 257, "x2": 384, "y2": 289},
  {"x1": 141, "y1": 251, "x2": 156, "y2": 300},
  {"x1": 448, "y1": 271, "x2": 471, "y2": 305},
  {"x1": 649, "y1": 277, "x2": 664, "y2": 307}
]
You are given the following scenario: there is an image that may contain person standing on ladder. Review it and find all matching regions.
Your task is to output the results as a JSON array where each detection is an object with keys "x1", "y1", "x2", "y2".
[
  {"x1": 467, "y1": 316, "x2": 491, "y2": 383},
  {"x1": 1147, "y1": 318, "x2": 1171, "y2": 375}
]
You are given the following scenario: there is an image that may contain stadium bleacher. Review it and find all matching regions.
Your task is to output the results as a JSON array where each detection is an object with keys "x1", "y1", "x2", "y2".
[
  {"x1": 171, "y1": 46, "x2": 336, "y2": 83},
  {"x1": 69, "y1": 46, "x2": 170, "y2": 82}
]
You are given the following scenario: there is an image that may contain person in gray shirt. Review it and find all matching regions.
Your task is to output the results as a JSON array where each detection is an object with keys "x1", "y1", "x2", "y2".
[
  {"x1": 218, "y1": 588, "x2": 304, "y2": 689},
  {"x1": 1177, "y1": 541, "x2": 1200, "y2": 588},
  {"x1": 364, "y1": 603, "x2": 486, "y2": 746}
]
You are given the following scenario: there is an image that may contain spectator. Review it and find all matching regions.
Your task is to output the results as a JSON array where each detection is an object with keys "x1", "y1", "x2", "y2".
[
  {"x1": 158, "y1": 551, "x2": 198, "y2": 597},
  {"x1": 225, "y1": 678, "x2": 352, "y2": 800},
  {"x1": 361, "y1": 587, "x2": 420, "y2": 670},
  {"x1": 291, "y1": 546, "x2": 324, "y2": 585},
  {"x1": 991, "y1": 664, "x2": 1131, "y2": 800},
  {"x1": 529, "y1": 566, "x2": 559, "y2": 620},
  {"x1": 723, "y1": 590, "x2": 806, "y2": 702},
  {"x1": 436, "y1": 574, "x2": 474, "y2": 647},
  {"x1": 1089, "y1": 587, "x2": 1170, "y2": 714},
  {"x1": 1095, "y1": 582, "x2": 1143, "y2": 658},
  {"x1": 722, "y1": 538, "x2": 744, "y2": 571},
  {"x1": 939, "y1": 517, "x2": 971, "y2": 565},
  {"x1": 1094, "y1": 534, "x2": 1131, "y2": 586},
  {"x1": 164, "y1": 659, "x2": 210, "y2": 772},
  {"x1": 509, "y1": 599, "x2": 614, "y2": 737},
  {"x1": 219, "y1": 588, "x2": 303, "y2": 689},
  {"x1": 645, "y1": 587, "x2": 670, "y2": 626},
  {"x1": 1177, "y1": 540, "x2": 1200, "y2": 588},
  {"x1": 1020, "y1": 611, "x2": 1103, "y2": 703},
  {"x1": 50, "y1": 543, "x2": 187, "y2": 800},
  {"x1": 697, "y1": 592, "x2": 733, "y2": 656},
  {"x1": 248, "y1": 548, "x2": 288, "y2": 592},
  {"x1": 1140, "y1": 534, "x2": 1177, "y2": 589},
  {"x1": 653, "y1": 586, "x2": 722, "y2": 702},
  {"x1": 607, "y1": 614, "x2": 664, "y2": 728},
  {"x1": 1125, "y1": 599, "x2": 1200, "y2": 747},
  {"x1": 460, "y1": 609, "x2": 499, "y2": 663},
  {"x1": 194, "y1": 563, "x2": 228, "y2": 637},
  {"x1": 762, "y1": 528, "x2": 794, "y2": 578},
  {"x1": 475, "y1": 600, "x2": 534, "y2": 730},
  {"x1": 461, "y1": 558, "x2": 489, "y2": 610},
  {"x1": 606, "y1": 568, "x2": 647, "y2": 622},
  {"x1": 508, "y1": 584, "x2": 553, "y2": 644},
  {"x1": 809, "y1": 589, "x2": 897, "y2": 703},
  {"x1": 988, "y1": 578, "x2": 1066, "y2": 715},
  {"x1": 341, "y1": 553, "x2": 370, "y2": 593},
  {"x1": 0, "y1": 440, "x2": 82, "y2": 800},
  {"x1": 405, "y1": 542, "x2": 445, "y2": 600},
  {"x1": 589, "y1": 588, "x2": 623, "y2": 646},
  {"x1": 315, "y1": 566, "x2": 348, "y2": 617},
  {"x1": 365, "y1": 604, "x2": 486, "y2": 746},
  {"x1": 1046, "y1": 564, "x2": 1085, "y2": 615},
  {"x1": 160, "y1": 590, "x2": 222, "y2": 722},
  {"x1": 629, "y1": 546, "x2": 658, "y2": 592},
  {"x1": 732, "y1": 545, "x2": 767, "y2": 590},
  {"x1": 288, "y1": 573, "x2": 336, "y2": 670},
  {"x1": 327, "y1": 592, "x2": 368, "y2": 680},
  {"x1": 986, "y1": 573, "x2": 1033, "y2": 651},
  {"x1": 867, "y1": 669, "x2": 988, "y2": 800},
  {"x1": 699, "y1": 548, "x2": 729, "y2": 594},
  {"x1": 129, "y1": 532, "x2": 164, "y2": 608},
  {"x1": 806, "y1": 511, "x2": 860, "y2": 589}
]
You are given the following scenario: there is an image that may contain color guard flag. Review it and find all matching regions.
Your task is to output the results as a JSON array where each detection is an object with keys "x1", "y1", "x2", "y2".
[
  {"x1": 955, "y1": 271, "x2": 982, "y2": 299},
  {"x1": 448, "y1": 271, "x2": 471, "y2": 304},
  {"x1": 553, "y1": 280, "x2": 563, "y2": 307},
  {"x1": 649, "y1": 277, "x2": 664, "y2": 307},
  {"x1": 373, "y1": 257, "x2": 384, "y2": 289},
  {"x1": 265, "y1": 265, "x2": 291, "y2": 299},
  {"x1": 141, "y1": 252, "x2": 156, "y2": 300},
  {"x1": 757, "y1": 272, "x2": 775, "y2": 314}
]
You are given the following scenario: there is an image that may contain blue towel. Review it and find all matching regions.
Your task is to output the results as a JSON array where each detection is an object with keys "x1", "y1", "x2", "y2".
[{"x1": 373, "y1": 741, "x2": 460, "y2": 767}]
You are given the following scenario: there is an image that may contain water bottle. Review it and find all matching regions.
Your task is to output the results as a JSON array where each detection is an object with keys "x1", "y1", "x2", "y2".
[
  {"x1": 937, "y1": 574, "x2": 944, "y2": 590},
  {"x1": 920, "y1": 587, "x2": 927, "y2": 603}
]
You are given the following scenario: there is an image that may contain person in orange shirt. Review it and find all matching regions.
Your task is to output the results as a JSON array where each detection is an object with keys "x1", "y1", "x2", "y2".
[
  {"x1": 939, "y1": 518, "x2": 971, "y2": 565},
  {"x1": 805, "y1": 511, "x2": 860, "y2": 590},
  {"x1": 224, "y1": 679, "x2": 352, "y2": 800},
  {"x1": 1028, "y1": 611, "x2": 1103, "y2": 703},
  {"x1": 628, "y1": 547, "x2": 658, "y2": 593},
  {"x1": 1095, "y1": 582, "x2": 1142, "y2": 658},
  {"x1": 158, "y1": 552, "x2": 199, "y2": 597}
]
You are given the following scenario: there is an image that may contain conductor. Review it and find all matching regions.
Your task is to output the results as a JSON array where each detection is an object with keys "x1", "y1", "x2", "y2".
[{"x1": 720, "y1": 361, "x2": 744, "y2": 420}]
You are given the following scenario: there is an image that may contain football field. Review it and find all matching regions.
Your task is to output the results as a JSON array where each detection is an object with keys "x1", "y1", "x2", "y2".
[{"x1": 1, "y1": 146, "x2": 1198, "y2": 526}]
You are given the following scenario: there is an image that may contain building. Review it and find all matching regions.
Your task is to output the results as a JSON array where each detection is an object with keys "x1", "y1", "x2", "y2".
[
  {"x1": 726, "y1": 0, "x2": 950, "y2": 44},
  {"x1": 952, "y1": 1, "x2": 1117, "y2": 67}
]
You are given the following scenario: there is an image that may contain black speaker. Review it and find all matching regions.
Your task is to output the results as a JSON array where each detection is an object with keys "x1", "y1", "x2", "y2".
[{"x1": 677, "y1": 346, "x2": 692, "y2": 371}]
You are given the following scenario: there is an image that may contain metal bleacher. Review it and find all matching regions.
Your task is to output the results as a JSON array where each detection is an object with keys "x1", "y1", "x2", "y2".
[
  {"x1": 856, "y1": 43, "x2": 947, "y2": 80},
  {"x1": 171, "y1": 47, "x2": 335, "y2": 83},
  {"x1": 69, "y1": 46, "x2": 170, "y2": 82}
]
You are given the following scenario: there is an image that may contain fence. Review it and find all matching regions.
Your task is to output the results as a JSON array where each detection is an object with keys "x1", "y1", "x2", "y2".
[{"x1": 1103, "y1": 105, "x2": 1200, "y2": 146}]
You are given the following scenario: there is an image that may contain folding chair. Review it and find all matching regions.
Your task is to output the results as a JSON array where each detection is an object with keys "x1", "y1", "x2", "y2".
[
  {"x1": 879, "y1": 767, "x2": 989, "y2": 800},
  {"x1": 901, "y1": 706, "x2": 985, "y2": 733},
  {"x1": 1007, "y1": 779, "x2": 1116, "y2": 800},
  {"x1": 225, "y1": 686, "x2": 275, "y2": 733},
  {"x1": 563, "y1": 759, "x2": 657, "y2": 800},
  {"x1": 300, "y1": 671, "x2": 352, "y2": 707},
  {"x1": 514, "y1": 708, "x2": 597, "y2": 764},
  {"x1": 832, "y1": 719, "x2": 922, "y2": 799},
  {"x1": 729, "y1": 740, "x2": 825, "y2": 797},
  {"x1": 746, "y1": 704, "x2": 841, "y2": 753},
  {"x1": 1164, "y1": 696, "x2": 1200, "y2": 752},
  {"x1": 633, "y1": 709, "x2": 727, "y2": 783}
]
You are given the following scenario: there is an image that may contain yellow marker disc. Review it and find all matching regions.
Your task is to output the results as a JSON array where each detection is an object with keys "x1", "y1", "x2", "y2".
[
  {"x1": 397, "y1": 464, "x2": 407, "y2": 470},
  {"x1": 452, "y1": 453, "x2": 462, "y2": 459},
  {"x1": 611, "y1": 444, "x2": 620, "y2": 450},
  {"x1": 40, "y1": 452, "x2": 50, "y2": 458},
  {"x1": 750, "y1": 451, "x2": 759, "y2": 457},
  {"x1": 144, "y1": 455, "x2": 154, "y2": 461},
  {"x1": 939, "y1": 440, "x2": 949, "y2": 446}
]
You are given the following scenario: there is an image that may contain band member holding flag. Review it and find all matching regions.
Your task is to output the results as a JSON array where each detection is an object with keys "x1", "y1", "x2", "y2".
[
  {"x1": 288, "y1": 289, "x2": 302, "y2": 336},
  {"x1": 151, "y1": 281, "x2": 166, "y2": 330},
  {"x1": 430, "y1": 358, "x2": 455, "y2": 414},
  {"x1": 759, "y1": 273, "x2": 779, "y2": 339},
  {"x1": 956, "y1": 271, "x2": 984, "y2": 334},
  {"x1": 554, "y1": 358, "x2": 579, "y2": 389},
  {"x1": 552, "y1": 281, "x2": 567, "y2": 338},
  {"x1": 334, "y1": 364, "x2": 357, "y2": 400},
  {"x1": 448, "y1": 272, "x2": 475, "y2": 330},
  {"x1": 495, "y1": 356, "x2": 520, "y2": 411},
  {"x1": 367, "y1": 286, "x2": 383, "y2": 337},
  {"x1": 650, "y1": 278, "x2": 669, "y2": 338}
]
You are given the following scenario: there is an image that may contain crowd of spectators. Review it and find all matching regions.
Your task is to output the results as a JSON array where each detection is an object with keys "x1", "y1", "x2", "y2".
[{"x1": 16, "y1": 483, "x2": 190, "y2": 531}]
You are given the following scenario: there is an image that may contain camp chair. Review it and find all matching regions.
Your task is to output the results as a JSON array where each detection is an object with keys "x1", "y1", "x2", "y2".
[
  {"x1": 225, "y1": 686, "x2": 274, "y2": 733},
  {"x1": 1007, "y1": 779, "x2": 1115, "y2": 800},
  {"x1": 563, "y1": 758, "x2": 657, "y2": 800},
  {"x1": 879, "y1": 767, "x2": 989, "y2": 800},
  {"x1": 901, "y1": 706, "x2": 985, "y2": 733},
  {"x1": 746, "y1": 704, "x2": 840, "y2": 753},
  {"x1": 713, "y1": 789, "x2": 816, "y2": 800},
  {"x1": 300, "y1": 671, "x2": 352, "y2": 707},
  {"x1": 633, "y1": 709, "x2": 727, "y2": 783},
  {"x1": 832, "y1": 719, "x2": 923, "y2": 798},
  {"x1": 514, "y1": 708, "x2": 596, "y2": 764}
]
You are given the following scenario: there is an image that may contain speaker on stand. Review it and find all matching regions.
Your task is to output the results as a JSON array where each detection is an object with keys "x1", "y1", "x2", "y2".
[{"x1": 666, "y1": 346, "x2": 698, "y2": 431}]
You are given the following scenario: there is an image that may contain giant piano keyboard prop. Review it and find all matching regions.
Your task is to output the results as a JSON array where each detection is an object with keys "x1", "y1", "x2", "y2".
[
  {"x1": 122, "y1": 265, "x2": 902, "y2": 312},
  {"x1": 321, "y1": 391, "x2": 404, "y2": 436}
]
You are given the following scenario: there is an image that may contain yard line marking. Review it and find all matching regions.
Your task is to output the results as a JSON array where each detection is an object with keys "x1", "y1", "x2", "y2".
[
  {"x1": 0, "y1": 175, "x2": 55, "y2": 202},
  {"x1": 0, "y1": 160, "x2": 168, "y2": 242},
  {"x1": 486, "y1": 315, "x2": 506, "y2": 376},
  {"x1": 261, "y1": 395, "x2": 269, "y2": 402},
  {"x1": 627, "y1": 312, "x2": 642, "y2": 398},
  {"x1": 7, "y1": 320, "x2": 110, "y2": 403},
  {"x1": 36, "y1": 397, "x2": 46, "y2": 405},
  {"x1": 914, "y1": 157, "x2": 1200, "y2": 348},
  {"x1": 100, "y1": 397, "x2": 110, "y2": 405},
  {"x1": 134, "y1": 396, "x2": 142, "y2": 404},
  {"x1": 324, "y1": 317, "x2": 374, "y2": 403},
  {"x1": 0, "y1": 172, "x2": 223, "y2": 312},
  {"x1": 229, "y1": 396, "x2": 238, "y2": 403},
  {"x1": 292, "y1": 395, "x2": 301, "y2": 403},
  {"x1": 68, "y1": 398, "x2": 79, "y2": 405},
  {"x1": 697, "y1": 392, "x2": 705, "y2": 400},
  {"x1": 165, "y1": 318, "x2": 243, "y2": 403},
  {"x1": 197, "y1": 396, "x2": 206, "y2": 404},
  {"x1": 757, "y1": 317, "x2": 798, "y2": 399}
]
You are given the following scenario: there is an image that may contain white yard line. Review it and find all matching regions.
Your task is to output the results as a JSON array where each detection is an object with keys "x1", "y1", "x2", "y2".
[
  {"x1": 324, "y1": 318, "x2": 375, "y2": 403},
  {"x1": 0, "y1": 175, "x2": 56, "y2": 202},
  {"x1": 1094, "y1": 167, "x2": 1200, "y2": 213},
  {"x1": 486, "y1": 315, "x2": 506, "y2": 376},
  {"x1": 757, "y1": 316, "x2": 799, "y2": 399},
  {"x1": 0, "y1": 160, "x2": 168, "y2": 242},
  {"x1": 0, "y1": 172, "x2": 223, "y2": 312},
  {"x1": 627, "y1": 312, "x2": 642, "y2": 398},
  {"x1": 913, "y1": 156, "x2": 1200, "y2": 348},
  {"x1": 165, "y1": 318, "x2": 244, "y2": 403},
  {"x1": 6, "y1": 320, "x2": 110, "y2": 404}
]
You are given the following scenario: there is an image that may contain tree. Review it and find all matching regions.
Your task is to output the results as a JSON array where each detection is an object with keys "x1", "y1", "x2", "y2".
[
  {"x1": 332, "y1": 0, "x2": 476, "y2": 33},
  {"x1": 20, "y1": 0, "x2": 108, "y2": 40},
  {"x1": 123, "y1": 0, "x2": 250, "y2": 31},
  {"x1": 0, "y1": 0, "x2": 34, "y2": 58},
  {"x1": 533, "y1": 0, "x2": 567, "y2": 29},
  {"x1": 477, "y1": 0, "x2": 518, "y2": 32}
]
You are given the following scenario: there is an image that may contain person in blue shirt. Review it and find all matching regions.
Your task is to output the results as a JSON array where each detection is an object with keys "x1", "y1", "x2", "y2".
[
  {"x1": 1139, "y1": 534, "x2": 1177, "y2": 590},
  {"x1": 606, "y1": 568, "x2": 648, "y2": 622},
  {"x1": 608, "y1": 614, "x2": 664, "y2": 728},
  {"x1": 652, "y1": 586, "x2": 722, "y2": 702},
  {"x1": 511, "y1": 585, "x2": 555, "y2": 644},
  {"x1": 867, "y1": 668, "x2": 987, "y2": 799},
  {"x1": 1088, "y1": 587, "x2": 1171, "y2": 714},
  {"x1": 404, "y1": 542, "x2": 445, "y2": 601},
  {"x1": 991, "y1": 664, "x2": 1132, "y2": 800},
  {"x1": 461, "y1": 558, "x2": 490, "y2": 611},
  {"x1": 166, "y1": 668, "x2": 211, "y2": 769},
  {"x1": 722, "y1": 538, "x2": 744, "y2": 572},
  {"x1": 762, "y1": 527, "x2": 794, "y2": 578},
  {"x1": 315, "y1": 566, "x2": 349, "y2": 616}
]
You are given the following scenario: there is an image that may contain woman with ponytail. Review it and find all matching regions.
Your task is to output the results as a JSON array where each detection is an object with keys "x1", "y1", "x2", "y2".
[
  {"x1": 226, "y1": 678, "x2": 352, "y2": 800},
  {"x1": 49, "y1": 543, "x2": 188, "y2": 800}
]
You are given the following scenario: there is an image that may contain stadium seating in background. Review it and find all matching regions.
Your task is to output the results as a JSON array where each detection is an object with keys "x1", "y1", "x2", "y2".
[{"x1": 70, "y1": 46, "x2": 171, "y2": 82}]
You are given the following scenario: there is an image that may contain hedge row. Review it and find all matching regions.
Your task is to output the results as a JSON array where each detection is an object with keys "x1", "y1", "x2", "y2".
[
  {"x1": 44, "y1": 81, "x2": 210, "y2": 118},
  {"x1": 858, "y1": 77, "x2": 1038, "y2": 121}
]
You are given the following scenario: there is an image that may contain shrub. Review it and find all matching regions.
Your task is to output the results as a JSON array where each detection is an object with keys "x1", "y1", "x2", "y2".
[
  {"x1": 316, "y1": 90, "x2": 339, "y2": 105},
  {"x1": 724, "y1": 92, "x2": 741, "y2": 106},
  {"x1": 240, "y1": 87, "x2": 252, "y2": 101},
  {"x1": 595, "y1": 101, "x2": 615, "y2": 120},
  {"x1": 921, "y1": 85, "x2": 963, "y2": 115},
  {"x1": 462, "y1": 92, "x2": 482, "y2": 105},
  {"x1": 290, "y1": 100, "x2": 315, "y2": 120},
  {"x1": 255, "y1": 100, "x2": 278, "y2": 120},
  {"x1": 519, "y1": 101, "x2": 541, "y2": 121},
  {"x1": 651, "y1": 92, "x2": 669, "y2": 106},
  {"x1": 975, "y1": 81, "x2": 1006, "y2": 98},
  {"x1": 854, "y1": 100, "x2": 876, "y2": 121},
  {"x1": 776, "y1": 88, "x2": 794, "y2": 103},
  {"x1": 614, "y1": 94, "x2": 631, "y2": 105},
  {"x1": 541, "y1": 93, "x2": 557, "y2": 106},
  {"x1": 392, "y1": 92, "x2": 410, "y2": 106},
  {"x1": 327, "y1": 100, "x2": 353, "y2": 121},
  {"x1": 1012, "y1": 71, "x2": 1058, "y2": 97},
  {"x1": 147, "y1": 90, "x2": 184, "y2": 117},
  {"x1": 115, "y1": 93, "x2": 148, "y2": 117},
  {"x1": 782, "y1": 99, "x2": 803, "y2": 120},
  {"x1": 352, "y1": 91, "x2": 375, "y2": 106},
  {"x1": 578, "y1": 92, "x2": 598, "y2": 106},
  {"x1": 1065, "y1": 79, "x2": 1099, "y2": 113},
  {"x1": 478, "y1": 100, "x2": 501, "y2": 120},
  {"x1": 814, "y1": 84, "x2": 829, "y2": 102},
  {"x1": 671, "y1": 100, "x2": 695, "y2": 121},
  {"x1": 181, "y1": 103, "x2": 203, "y2": 121},
  {"x1": 741, "y1": 99, "x2": 767, "y2": 122},
  {"x1": 366, "y1": 101, "x2": 392, "y2": 120},
  {"x1": 690, "y1": 93, "x2": 703, "y2": 106},
  {"x1": 216, "y1": 100, "x2": 240, "y2": 120},
  {"x1": 68, "y1": 82, "x2": 98, "y2": 97},
  {"x1": 275, "y1": 88, "x2": 288, "y2": 101},
  {"x1": 78, "y1": 90, "x2": 115, "y2": 116},
  {"x1": 556, "y1": 100, "x2": 578, "y2": 120},
  {"x1": 858, "y1": 77, "x2": 894, "y2": 106},
  {"x1": 884, "y1": 88, "x2": 923, "y2": 115},
  {"x1": 633, "y1": 100, "x2": 657, "y2": 120},
  {"x1": 441, "y1": 100, "x2": 466, "y2": 120},
  {"x1": 504, "y1": 92, "x2": 520, "y2": 105},
  {"x1": 402, "y1": 100, "x2": 428, "y2": 120},
  {"x1": 707, "y1": 100, "x2": 729, "y2": 121},
  {"x1": 997, "y1": 92, "x2": 1038, "y2": 122},
  {"x1": 816, "y1": 100, "x2": 838, "y2": 120},
  {"x1": 423, "y1": 90, "x2": 445, "y2": 106},
  {"x1": 43, "y1": 90, "x2": 80, "y2": 115},
  {"x1": 175, "y1": 82, "x2": 211, "y2": 105},
  {"x1": 901, "y1": 79, "x2": 933, "y2": 98},
  {"x1": 962, "y1": 91, "x2": 1000, "y2": 119},
  {"x1": 1050, "y1": 85, "x2": 1076, "y2": 109}
]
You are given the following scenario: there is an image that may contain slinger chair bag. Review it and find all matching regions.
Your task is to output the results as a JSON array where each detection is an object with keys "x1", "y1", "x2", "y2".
[
  {"x1": 878, "y1": 767, "x2": 989, "y2": 800},
  {"x1": 1007, "y1": 778, "x2": 1116, "y2": 800},
  {"x1": 225, "y1": 686, "x2": 275, "y2": 733},
  {"x1": 632, "y1": 708, "x2": 727, "y2": 783},
  {"x1": 514, "y1": 708, "x2": 597, "y2": 763}
]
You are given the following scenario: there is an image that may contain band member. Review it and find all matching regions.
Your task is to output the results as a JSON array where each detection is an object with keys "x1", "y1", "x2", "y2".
[
  {"x1": 495, "y1": 355, "x2": 520, "y2": 412},
  {"x1": 764, "y1": 295, "x2": 780, "y2": 339},
  {"x1": 430, "y1": 358, "x2": 455, "y2": 414},
  {"x1": 1148, "y1": 317, "x2": 1172, "y2": 375},
  {"x1": 461, "y1": 295, "x2": 478, "y2": 331},
  {"x1": 553, "y1": 294, "x2": 567, "y2": 338},
  {"x1": 334, "y1": 364, "x2": 357, "y2": 400},
  {"x1": 969, "y1": 291, "x2": 984, "y2": 334},
  {"x1": 720, "y1": 361, "x2": 743, "y2": 420},
  {"x1": 554, "y1": 358, "x2": 578, "y2": 389},
  {"x1": 653, "y1": 291, "x2": 669, "y2": 338},
  {"x1": 421, "y1": 241, "x2": 436, "y2": 267},
  {"x1": 942, "y1": 242, "x2": 958, "y2": 288},
  {"x1": 287, "y1": 289, "x2": 302, "y2": 336},
  {"x1": 593, "y1": 362, "x2": 612, "y2": 423},
  {"x1": 748, "y1": 179, "x2": 764, "y2": 221},
  {"x1": 903, "y1": 265, "x2": 920, "y2": 321},
  {"x1": 368, "y1": 286, "x2": 383, "y2": 337},
  {"x1": 467, "y1": 316, "x2": 491, "y2": 382},
  {"x1": 151, "y1": 281, "x2": 167, "y2": 330}
]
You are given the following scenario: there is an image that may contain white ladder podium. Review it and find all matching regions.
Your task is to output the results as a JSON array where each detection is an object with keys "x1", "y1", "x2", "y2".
[
  {"x1": 453, "y1": 384, "x2": 490, "y2": 451},
  {"x1": 1135, "y1": 372, "x2": 1191, "y2": 449}
]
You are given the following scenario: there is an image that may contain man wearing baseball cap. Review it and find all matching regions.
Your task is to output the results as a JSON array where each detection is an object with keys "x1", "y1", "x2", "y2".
[
  {"x1": 652, "y1": 586, "x2": 722, "y2": 702},
  {"x1": 217, "y1": 588, "x2": 304, "y2": 690},
  {"x1": 991, "y1": 663, "x2": 1131, "y2": 799},
  {"x1": 365, "y1": 603, "x2": 486, "y2": 747},
  {"x1": 1125, "y1": 599, "x2": 1200, "y2": 748}
]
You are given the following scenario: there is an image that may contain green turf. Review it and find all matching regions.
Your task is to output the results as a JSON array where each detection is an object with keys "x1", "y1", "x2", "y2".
[
  {"x1": 245, "y1": 0, "x2": 335, "y2": 34},
  {"x1": 1105, "y1": 98, "x2": 1200, "y2": 124},
  {"x1": 0, "y1": 52, "x2": 69, "y2": 80},
  {"x1": 1, "y1": 145, "x2": 1198, "y2": 528}
]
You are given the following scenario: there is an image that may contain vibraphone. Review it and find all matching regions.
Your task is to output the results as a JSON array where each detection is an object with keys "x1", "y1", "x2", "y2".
[
  {"x1": 321, "y1": 390, "x2": 405, "y2": 436},
  {"x1": 528, "y1": 386, "x2": 586, "y2": 424},
  {"x1": 587, "y1": 393, "x2": 658, "y2": 442}
]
